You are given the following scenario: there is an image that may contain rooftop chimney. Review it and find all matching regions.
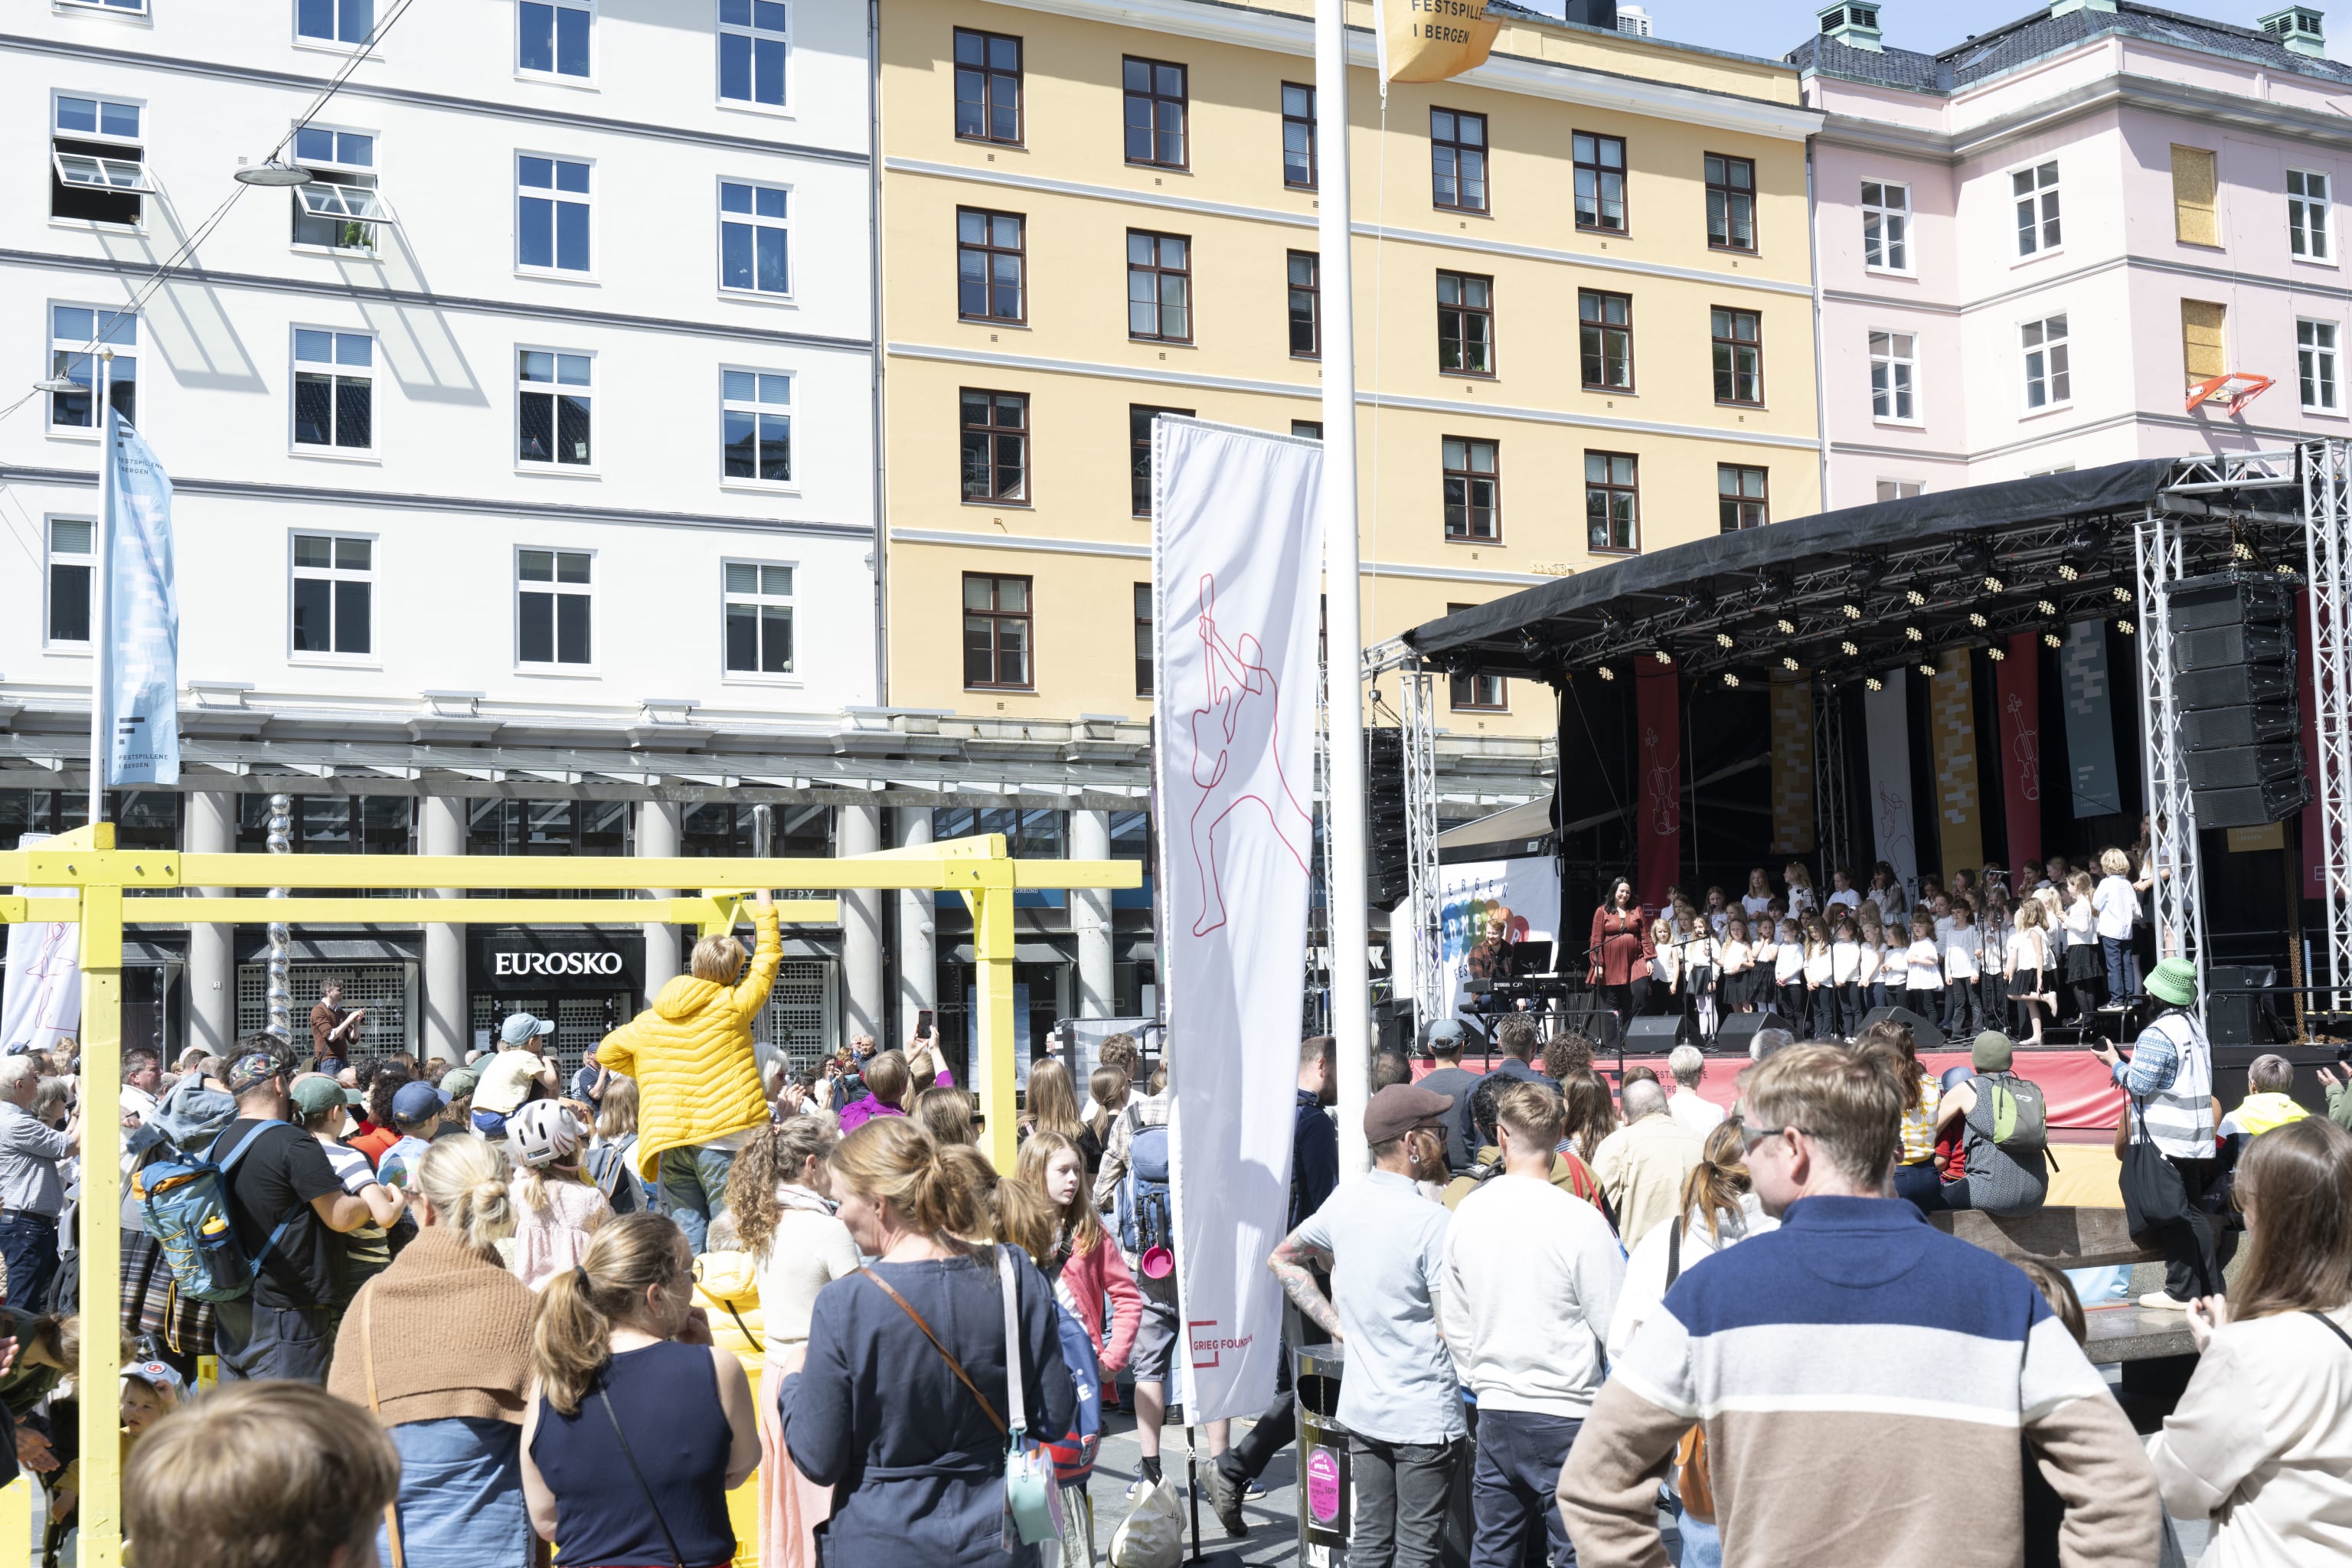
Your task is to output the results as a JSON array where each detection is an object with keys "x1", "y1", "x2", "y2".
[
  {"x1": 2259, "y1": 5, "x2": 2328, "y2": 56},
  {"x1": 1818, "y1": 0, "x2": 1883, "y2": 51}
]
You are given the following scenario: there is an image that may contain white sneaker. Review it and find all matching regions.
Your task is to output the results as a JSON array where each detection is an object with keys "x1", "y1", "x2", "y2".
[{"x1": 2138, "y1": 1291, "x2": 2192, "y2": 1311}]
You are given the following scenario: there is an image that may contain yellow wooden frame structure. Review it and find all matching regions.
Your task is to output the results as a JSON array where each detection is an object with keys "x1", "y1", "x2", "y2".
[{"x1": 0, "y1": 823, "x2": 1138, "y2": 1567}]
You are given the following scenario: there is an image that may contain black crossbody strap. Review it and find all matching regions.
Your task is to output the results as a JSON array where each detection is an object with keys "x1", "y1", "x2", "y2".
[
  {"x1": 2306, "y1": 1309, "x2": 2352, "y2": 1357},
  {"x1": 596, "y1": 1386, "x2": 688, "y2": 1568}
]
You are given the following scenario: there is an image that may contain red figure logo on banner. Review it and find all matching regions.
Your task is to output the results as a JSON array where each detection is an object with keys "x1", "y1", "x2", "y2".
[{"x1": 1186, "y1": 574, "x2": 1315, "y2": 936}]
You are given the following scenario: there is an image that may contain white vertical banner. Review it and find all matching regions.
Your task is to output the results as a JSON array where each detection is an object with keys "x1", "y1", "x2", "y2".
[
  {"x1": 1154, "y1": 416, "x2": 1323, "y2": 1423},
  {"x1": 1862, "y1": 669, "x2": 1919, "y2": 893},
  {"x1": 1, "y1": 835, "x2": 82, "y2": 1055}
]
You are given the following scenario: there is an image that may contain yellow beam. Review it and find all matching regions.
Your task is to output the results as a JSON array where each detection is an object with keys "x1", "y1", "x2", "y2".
[
  {"x1": 121, "y1": 897, "x2": 841, "y2": 926},
  {"x1": 156, "y1": 852, "x2": 1134, "y2": 891},
  {"x1": 974, "y1": 880, "x2": 1020, "y2": 1174},
  {"x1": 0, "y1": 898, "x2": 80, "y2": 923}
]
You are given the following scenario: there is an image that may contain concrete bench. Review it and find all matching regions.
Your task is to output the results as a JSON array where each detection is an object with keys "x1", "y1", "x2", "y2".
[{"x1": 1932, "y1": 1207, "x2": 2197, "y2": 1367}]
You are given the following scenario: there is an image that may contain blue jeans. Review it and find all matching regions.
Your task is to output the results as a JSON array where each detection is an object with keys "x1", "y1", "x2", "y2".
[
  {"x1": 656, "y1": 1144, "x2": 737, "y2": 1254},
  {"x1": 2102, "y1": 936, "x2": 2134, "y2": 1003},
  {"x1": 0, "y1": 1214, "x2": 59, "y2": 1314},
  {"x1": 214, "y1": 1299, "x2": 334, "y2": 1383},
  {"x1": 1892, "y1": 1160, "x2": 1946, "y2": 1216},
  {"x1": 1469, "y1": 1408, "x2": 1579, "y2": 1568},
  {"x1": 1675, "y1": 1506, "x2": 1722, "y2": 1568}
]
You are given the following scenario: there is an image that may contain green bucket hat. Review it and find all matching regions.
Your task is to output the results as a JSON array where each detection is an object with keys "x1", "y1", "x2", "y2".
[
  {"x1": 1971, "y1": 1031, "x2": 2014, "y2": 1072},
  {"x1": 2146, "y1": 958, "x2": 2199, "y2": 1008}
]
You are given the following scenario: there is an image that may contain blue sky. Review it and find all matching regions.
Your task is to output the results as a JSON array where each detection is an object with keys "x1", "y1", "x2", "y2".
[{"x1": 1508, "y1": 0, "x2": 2349, "y2": 66}]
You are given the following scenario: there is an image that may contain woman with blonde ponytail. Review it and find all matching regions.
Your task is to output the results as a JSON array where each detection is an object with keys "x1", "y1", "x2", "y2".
[
  {"x1": 783, "y1": 1117, "x2": 1077, "y2": 1566},
  {"x1": 328, "y1": 1135, "x2": 538, "y2": 1568},
  {"x1": 520, "y1": 1214, "x2": 758, "y2": 1566}
]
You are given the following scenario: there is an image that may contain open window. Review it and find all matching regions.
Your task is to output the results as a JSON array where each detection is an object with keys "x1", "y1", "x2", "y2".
[
  {"x1": 51, "y1": 95, "x2": 150, "y2": 226},
  {"x1": 290, "y1": 126, "x2": 391, "y2": 250}
]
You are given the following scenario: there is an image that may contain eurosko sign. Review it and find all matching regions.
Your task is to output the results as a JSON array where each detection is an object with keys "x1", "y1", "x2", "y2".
[
  {"x1": 492, "y1": 950, "x2": 626, "y2": 978},
  {"x1": 473, "y1": 930, "x2": 644, "y2": 995}
]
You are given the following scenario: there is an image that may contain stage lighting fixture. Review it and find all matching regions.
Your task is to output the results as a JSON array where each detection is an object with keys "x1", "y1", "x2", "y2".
[
  {"x1": 1866, "y1": 676, "x2": 1884, "y2": 693},
  {"x1": 2233, "y1": 539, "x2": 2256, "y2": 562},
  {"x1": 1775, "y1": 618, "x2": 1796, "y2": 635},
  {"x1": 2278, "y1": 562, "x2": 2299, "y2": 576},
  {"x1": 1903, "y1": 625, "x2": 1924, "y2": 642},
  {"x1": 1779, "y1": 656, "x2": 1798, "y2": 671},
  {"x1": 2036, "y1": 599, "x2": 2057, "y2": 616},
  {"x1": 1968, "y1": 612, "x2": 1988, "y2": 629},
  {"x1": 1598, "y1": 666, "x2": 1617, "y2": 681},
  {"x1": 2043, "y1": 629, "x2": 2063, "y2": 648},
  {"x1": 2058, "y1": 564, "x2": 2080, "y2": 581},
  {"x1": 2118, "y1": 618, "x2": 2135, "y2": 635},
  {"x1": 2113, "y1": 586, "x2": 2133, "y2": 603},
  {"x1": 1983, "y1": 573, "x2": 2006, "y2": 593},
  {"x1": 1716, "y1": 632, "x2": 1735, "y2": 649},
  {"x1": 1840, "y1": 639, "x2": 1860, "y2": 657},
  {"x1": 1841, "y1": 602, "x2": 1864, "y2": 619},
  {"x1": 1917, "y1": 662, "x2": 1937, "y2": 678},
  {"x1": 1988, "y1": 646, "x2": 2007, "y2": 662},
  {"x1": 1653, "y1": 649, "x2": 1672, "y2": 665},
  {"x1": 1723, "y1": 672, "x2": 1741, "y2": 688},
  {"x1": 1905, "y1": 589, "x2": 1926, "y2": 606}
]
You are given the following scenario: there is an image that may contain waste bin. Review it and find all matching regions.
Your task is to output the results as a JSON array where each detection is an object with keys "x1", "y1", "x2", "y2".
[{"x1": 1296, "y1": 1343, "x2": 1349, "y2": 1558}]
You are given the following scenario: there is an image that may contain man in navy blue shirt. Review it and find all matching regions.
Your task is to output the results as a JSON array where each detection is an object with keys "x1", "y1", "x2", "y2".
[
  {"x1": 1209, "y1": 1035, "x2": 1338, "y2": 1534},
  {"x1": 1462, "y1": 1013, "x2": 1557, "y2": 1156}
]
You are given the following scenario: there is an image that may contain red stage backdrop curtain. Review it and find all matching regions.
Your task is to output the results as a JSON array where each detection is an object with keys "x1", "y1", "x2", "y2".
[
  {"x1": 1996, "y1": 633, "x2": 2043, "y2": 874},
  {"x1": 1636, "y1": 660, "x2": 1681, "y2": 910}
]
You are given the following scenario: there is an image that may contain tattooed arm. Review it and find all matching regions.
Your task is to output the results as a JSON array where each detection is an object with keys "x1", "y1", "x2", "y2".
[{"x1": 1269, "y1": 1227, "x2": 1342, "y2": 1341}]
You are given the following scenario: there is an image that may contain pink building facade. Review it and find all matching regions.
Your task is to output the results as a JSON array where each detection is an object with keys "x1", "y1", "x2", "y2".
[{"x1": 1792, "y1": 0, "x2": 2352, "y2": 508}]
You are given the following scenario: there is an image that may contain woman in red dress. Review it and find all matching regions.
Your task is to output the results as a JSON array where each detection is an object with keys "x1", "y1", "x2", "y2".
[{"x1": 1587, "y1": 877, "x2": 1654, "y2": 1022}]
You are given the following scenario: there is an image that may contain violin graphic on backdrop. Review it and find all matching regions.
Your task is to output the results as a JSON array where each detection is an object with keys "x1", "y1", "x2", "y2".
[
  {"x1": 1642, "y1": 726, "x2": 1681, "y2": 839},
  {"x1": 2007, "y1": 692, "x2": 2043, "y2": 802}
]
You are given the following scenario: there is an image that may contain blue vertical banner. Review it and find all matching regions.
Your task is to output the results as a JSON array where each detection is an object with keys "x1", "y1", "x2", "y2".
[
  {"x1": 106, "y1": 409, "x2": 179, "y2": 785},
  {"x1": 2060, "y1": 620, "x2": 2121, "y2": 817}
]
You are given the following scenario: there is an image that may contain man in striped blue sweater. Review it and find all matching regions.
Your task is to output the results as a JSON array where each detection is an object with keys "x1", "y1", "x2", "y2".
[{"x1": 1558, "y1": 1044, "x2": 2157, "y2": 1567}]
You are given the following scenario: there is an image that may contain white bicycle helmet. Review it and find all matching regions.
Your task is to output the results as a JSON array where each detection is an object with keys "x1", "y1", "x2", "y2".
[{"x1": 506, "y1": 1099, "x2": 582, "y2": 1169}]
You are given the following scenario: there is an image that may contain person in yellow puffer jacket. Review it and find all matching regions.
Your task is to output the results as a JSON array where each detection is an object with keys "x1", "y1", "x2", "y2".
[
  {"x1": 590, "y1": 887, "x2": 779, "y2": 1252},
  {"x1": 2220, "y1": 1054, "x2": 2311, "y2": 1181}
]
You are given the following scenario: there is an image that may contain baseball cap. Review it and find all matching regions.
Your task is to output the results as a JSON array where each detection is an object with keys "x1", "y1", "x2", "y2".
[
  {"x1": 225, "y1": 1050, "x2": 289, "y2": 1097},
  {"x1": 1420, "y1": 1019, "x2": 1465, "y2": 1057},
  {"x1": 121, "y1": 1359, "x2": 186, "y2": 1401},
  {"x1": 1364, "y1": 1083, "x2": 1455, "y2": 1145},
  {"x1": 287, "y1": 1074, "x2": 349, "y2": 1117},
  {"x1": 441, "y1": 1067, "x2": 479, "y2": 1099},
  {"x1": 391, "y1": 1080, "x2": 451, "y2": 1123},
  {"x1": 500, "y1": 1013, "x2": 557, "y2": 1047}
]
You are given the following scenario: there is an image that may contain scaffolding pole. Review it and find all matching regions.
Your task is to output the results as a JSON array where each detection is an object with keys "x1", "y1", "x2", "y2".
[
  {"x1": 2305, "y1": 439, "x2": 2352, "y2": 1010},
  {"x1": 2135, "y1": 505, "x2": 2208, "y2": 982}
]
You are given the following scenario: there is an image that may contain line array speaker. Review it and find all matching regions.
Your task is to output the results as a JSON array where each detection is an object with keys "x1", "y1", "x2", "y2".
[{"x1": 2167, "y1": 572, "x2": 2311, "y2": 828}]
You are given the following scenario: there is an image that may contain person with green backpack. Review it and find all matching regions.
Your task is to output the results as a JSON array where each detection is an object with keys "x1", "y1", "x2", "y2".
[{"x1": 1932, "y1": 1031, "x2": 2051, "y2": 1217}]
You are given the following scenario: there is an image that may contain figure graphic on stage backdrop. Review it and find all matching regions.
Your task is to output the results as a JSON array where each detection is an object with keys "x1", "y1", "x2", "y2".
[
  {"x1": 2007, "y1": 692, "x2": 2042, "y2": 802},
  {"x1": 1876, "y1": 783, "x2": 1913, "y2": 875},
  {"x1": 1643, "y1": 727, "x2": 1681, "y2": 839},
  {"x1": 1185, "y1": 573, "x2": 1315, "y2": 937}
]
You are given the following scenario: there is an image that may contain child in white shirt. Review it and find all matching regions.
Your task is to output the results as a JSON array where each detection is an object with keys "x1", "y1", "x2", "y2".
[
  {"x1": 1773, "y1": 916, "x2": 1806, "y2": 1026},
  {"x1": 1903, "y1": 914, "x2": 1944, "y2": 1017},
  {"x1": 1802, "y1": 916, "x2": 1834, "y2": 1038},
  {"x1": 1942, "y1": 906, "x2": 1982, "y2": 1034},
  {"x1": 1719, "y1": 916, "x2": 1755, "y2": 1015},
  {"x1": 1830, "y1": 916, "x2": 1864, "y2": 1040}
]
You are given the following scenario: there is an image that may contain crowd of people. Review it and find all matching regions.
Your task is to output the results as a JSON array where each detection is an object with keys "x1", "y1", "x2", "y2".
[
  {"x1": 0, "y1": 857, "x2": 2329, "y2": 1568},
  {"x1": 1587, "y1": 844, "x2": 2160, "y2": 1047}
]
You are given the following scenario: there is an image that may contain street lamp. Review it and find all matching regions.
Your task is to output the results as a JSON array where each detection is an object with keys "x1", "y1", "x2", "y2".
[{"x1": 233, "y1": 158, "x2": 313, "y2": 187}]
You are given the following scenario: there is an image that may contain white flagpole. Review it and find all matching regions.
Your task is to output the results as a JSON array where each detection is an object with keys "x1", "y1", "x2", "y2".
[
  {"x1": 90, "y1": 346, "x2": 115, "y2": 827},
  {"x1": 1317, "y1": 0, "x2": 1371, "y2": 1178}
]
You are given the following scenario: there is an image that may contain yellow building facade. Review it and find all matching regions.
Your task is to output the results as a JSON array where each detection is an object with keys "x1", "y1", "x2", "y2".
[{"x1": 879, "y1": 0, "x2": 1822, "y2": 738}]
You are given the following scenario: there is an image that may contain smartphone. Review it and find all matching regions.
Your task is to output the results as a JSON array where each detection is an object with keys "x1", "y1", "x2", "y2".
[{"x1": 917, "y1": 1008, "x2": 935, "y2": 1037}]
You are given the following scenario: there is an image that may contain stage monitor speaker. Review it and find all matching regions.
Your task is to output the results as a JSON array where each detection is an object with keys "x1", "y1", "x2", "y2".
[
  {"x1": 2182, "y1": 703, "x2": 2300, "y2": 750},
  {"x1": 2178, "y1": 662, "x2": 2295, "y2": 710},
  {"x1": 2167, "y1": 571, "x2": 2298, "y2": 633},
  {"x1": 2196, "y1": 774, "x2": 2313, "y2": 828},
  {"x1": 1622, "y1": 1016, "x2": 1684, "y2": 1053},
  {"x1": 2185, "y1": 743, "x2": 2304, "y2": 792},
  {"x1": 1713, "y1": 1011, "x2": 1792, "y2": 1057},
  {"x1": 1857, "y1": 1005, "x2": 1946, "y2": 1054},
  {"x1": 2207, "y1": 965, "x2": 2284, "y2": 1047},
  {"x1": 1553, "y1": 1008, "x2": 1624, "y2": 1054}
]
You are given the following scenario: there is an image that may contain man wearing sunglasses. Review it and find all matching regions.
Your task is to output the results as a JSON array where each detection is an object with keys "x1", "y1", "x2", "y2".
[{"x1": 1559, "y1": 1044, "x2": 2158, "y2": 1567}]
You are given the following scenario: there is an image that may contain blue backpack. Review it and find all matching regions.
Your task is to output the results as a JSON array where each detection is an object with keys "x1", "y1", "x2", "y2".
[
  {"x1": 1041, "y1": 1300, "x2": 1103, "y2": 1485},
  {"x1": 1116, "y1": 1107, "x2": 1174, "y2": 1258},
  {"x1": 132, "y1": 1122, "x2": 304, "y2": 1305}
]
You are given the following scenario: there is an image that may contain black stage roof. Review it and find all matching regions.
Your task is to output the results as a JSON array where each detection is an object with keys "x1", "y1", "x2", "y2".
[{"x1": 1403, "y1": 456, "x2": 2305, "y2": 685}]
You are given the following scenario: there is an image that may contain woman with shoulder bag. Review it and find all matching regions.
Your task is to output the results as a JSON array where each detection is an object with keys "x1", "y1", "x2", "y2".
[
  {"x1": 783, "y1": 1116, "x2": 1078, "y2": 1567},
  {"x1": 521, "y1": 1213, "x2": 760, "y2": 1568},
  {"x1": 2148, "y1": 1117, "x2": 2352, "y2": 1566},
  {"x1": 328, "y1": 1135, "x2": 537, "y2": 1568}
]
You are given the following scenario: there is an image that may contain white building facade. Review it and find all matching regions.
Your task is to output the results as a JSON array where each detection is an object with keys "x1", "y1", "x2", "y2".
[{"x1": 2, "y1": 0, "x2": 886, "y2": 1067}]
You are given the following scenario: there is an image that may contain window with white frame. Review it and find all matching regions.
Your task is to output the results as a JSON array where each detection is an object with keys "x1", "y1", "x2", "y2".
[
  {"x1": 1876, "y1": 479, "x2": 1923, "y2": 501},
  {"x1": 2290, "y1": 168, "x2": 2331, "y2": 260},
  {"x1": 46, "y1": 304, "x2": 137, "y2": 431},
  {"x1": 292, "y1": 329, "x2": 374, "y2": 450},
  {"x1": 59, "y1": 0, "x2": 147, "y2": 13},
  {"x1": 1869, "y1": 330, "x2": 1916, "y2": 422},
  {"x1": 723, "y1": 562, "x2": 794, "y2": 675},
  {"x1": 291, "y1": 126, "x2": 389, "y2": 251},
  {"x1": 517, "y1": 155, "x2": 590, "y2": 273},
  {"x1": 721, "y1": 370, "x2": 792, "y2": 484},
  {"x1": 291, "y1": 534, "x2": 373, "y2": 656},
  {"x1": 519, "y1": 0, "x2": 591, "y2": 78},
  {"x1": 2014, "y1": 160, "x2": 2060, "y2": 256},
  {"x1": 46, "y1": 518, "x2": 92, "y2": 646},
  {"x1": 719, "y1": 181, "x2": 789, "y2": 295},
  {"x1": 51, "y1": 95, "x2": 149, "y2": 226},
  {"x1": 517, "y1": 549, "x2": 593, "y2": 666},
  {"x1": 2021, "y1": 314, "x2": 2070, "y2": 409},
  {"x1": 718, "y1": 0, "x2": 788, "y2": 107},
  {"x1": 2301, "y1": 318, "x2": 2339, "y2": 411},
  {"x1": 517, "y1": 350, "x2": 592, "y2": 466},
  {"x1": 1861, "y1": 180, "x2": 1909, "y2": 271},
  {"x1": 297, "y1": 0, "x2": 375, "y2": 46}
]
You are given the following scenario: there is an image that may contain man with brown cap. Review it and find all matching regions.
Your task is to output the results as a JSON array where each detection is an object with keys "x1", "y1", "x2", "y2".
[{"x1": 1269, "y1": 1083, "x2": 1461, "y2": 1568}]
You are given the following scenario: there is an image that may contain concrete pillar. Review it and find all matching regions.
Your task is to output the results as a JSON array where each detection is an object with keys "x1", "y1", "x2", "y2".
[
  {"x1": 1071, "y1": 809, "x2": 1115, "y2": 1019},
  {"x1": 894, "y1": 805, "x2": 936, "y2": 1047},
  {"x1": 639, "y1": 800, "x2": 681, "y2": 1008},
  {"x1": 185, "y1": 790, "x2": 237, "y2": 1054},
  {"x1": 838, "y1": 804, "x2": 883, "y2": 1043},
  {"x1": 420, "y1": 795, "x2": 466, "y2": 1064}
]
